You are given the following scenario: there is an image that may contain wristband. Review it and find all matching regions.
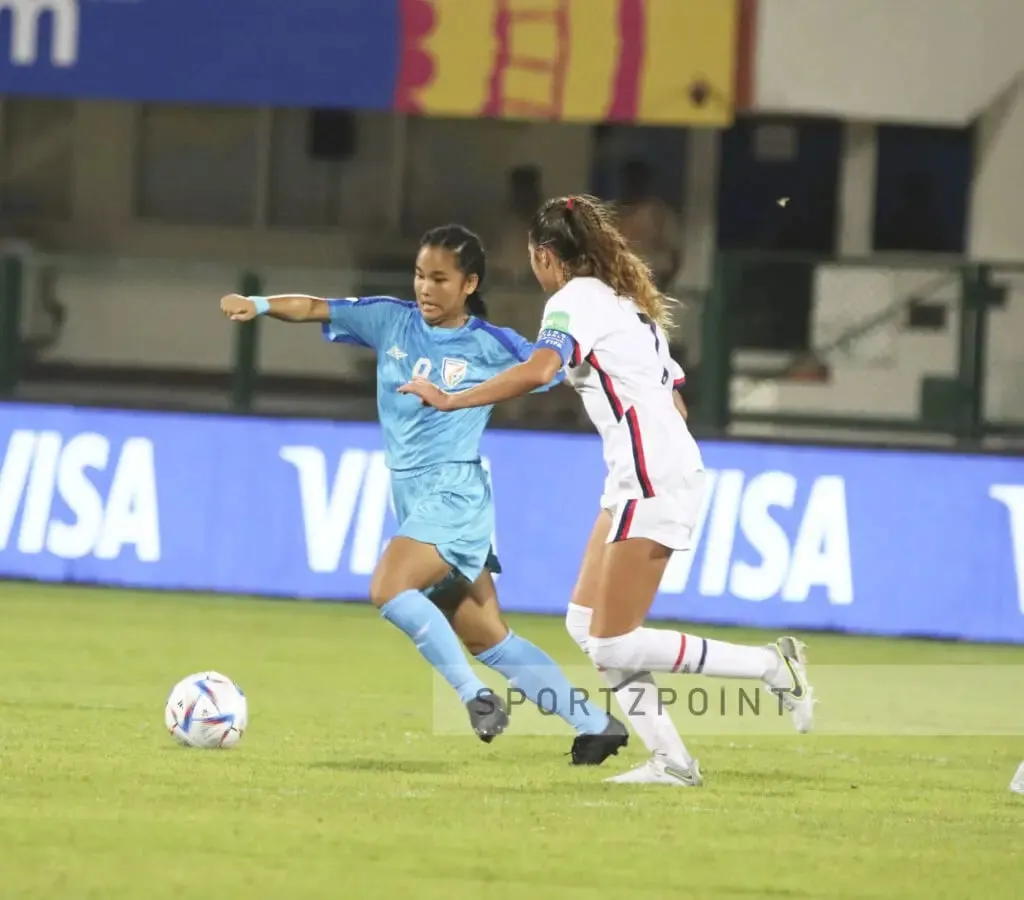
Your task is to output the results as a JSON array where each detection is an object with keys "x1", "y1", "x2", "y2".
[{"x1": 250, "y1": 296, "x2": 270, "y2": 316}]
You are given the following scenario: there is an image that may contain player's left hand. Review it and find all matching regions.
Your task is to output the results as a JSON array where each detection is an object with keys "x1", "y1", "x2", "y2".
[{"x1": 398, "y1": 378, "x2": 455, "y2": 411}]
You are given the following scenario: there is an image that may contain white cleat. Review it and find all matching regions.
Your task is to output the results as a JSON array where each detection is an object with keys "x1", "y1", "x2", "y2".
[
  {"x1": 604, "y1": 755, "x2": 703, "y2": 787},
  {"x1": 1009, "y1": 761, "x2": 1024, "y2": 795},
  {"x1": 767, "y1": 636, "x2": 816, "y2": 734}
]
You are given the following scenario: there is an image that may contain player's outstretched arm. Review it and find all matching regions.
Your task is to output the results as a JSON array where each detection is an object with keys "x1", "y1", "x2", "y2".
[
  {"x1": 399, "y1": 348, "x2": 564, "y2": 412},
  {"x1": 219, "y1": 293, "x2": 330, "y2": 323}
]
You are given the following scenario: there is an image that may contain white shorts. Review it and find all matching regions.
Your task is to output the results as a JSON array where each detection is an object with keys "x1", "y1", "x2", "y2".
[{"x1": 604, "y1": 470, "x2": 707, "y2": 551}]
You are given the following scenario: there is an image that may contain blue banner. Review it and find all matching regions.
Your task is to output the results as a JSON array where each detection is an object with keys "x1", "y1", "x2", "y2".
[
  {"x1": 2, "y1": 401, "x2": 1024, "y2": 644},
  {"x1": 0, "y1": 0, "x2": 399, "y2": 108}
]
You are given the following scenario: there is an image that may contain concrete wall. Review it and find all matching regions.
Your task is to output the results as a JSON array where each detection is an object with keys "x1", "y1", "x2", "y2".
[
  {"x1": 3, "y1": 100, "x2": 596, "y2": 378},
  {"x1": 753, "y1": 0, "x2": 1024, "y2": 124}
]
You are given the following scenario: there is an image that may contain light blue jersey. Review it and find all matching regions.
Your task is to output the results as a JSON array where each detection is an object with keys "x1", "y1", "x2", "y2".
[
  {"x1": 322, "y1": 296, "x2": 557, "y2": 470},
  {"x1": 322, "y1": 295, "x2": 559, "y2": 582}
]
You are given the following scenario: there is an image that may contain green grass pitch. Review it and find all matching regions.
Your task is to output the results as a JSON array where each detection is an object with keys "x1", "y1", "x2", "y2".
[{"x1": 1, "y1": 582, "x2": 1022, "y2": 899}]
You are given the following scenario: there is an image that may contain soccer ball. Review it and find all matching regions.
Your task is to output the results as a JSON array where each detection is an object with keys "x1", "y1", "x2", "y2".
[{"x1": 164, "y1": 671, "x2": 247, "y2": 749}]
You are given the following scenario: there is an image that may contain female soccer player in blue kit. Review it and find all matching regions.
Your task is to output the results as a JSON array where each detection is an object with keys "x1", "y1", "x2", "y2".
[{"x1": 219, "y1": 224, "x2": 628, "y2": 766}]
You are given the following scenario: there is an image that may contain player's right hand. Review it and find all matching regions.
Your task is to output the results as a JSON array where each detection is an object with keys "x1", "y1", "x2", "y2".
[{"x1": 220, "y1": 294, "x2": 257, "y2": 322}]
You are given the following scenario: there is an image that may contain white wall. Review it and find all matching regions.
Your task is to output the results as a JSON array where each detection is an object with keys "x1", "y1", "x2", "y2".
[
  {"x1": 969, "y1": 77, "x2": 1024, "y2": 262},
  {"x1": 12, "y1": 100, "x2": 595, "y2": 262},
  {"x1": 754, "y1": 0, "x2": 1024, "y2": 124}
]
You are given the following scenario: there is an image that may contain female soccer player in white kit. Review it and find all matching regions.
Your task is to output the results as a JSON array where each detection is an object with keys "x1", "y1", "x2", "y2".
[{"x1": 401, "y1": 194, "x2": 815, "y2": 786}]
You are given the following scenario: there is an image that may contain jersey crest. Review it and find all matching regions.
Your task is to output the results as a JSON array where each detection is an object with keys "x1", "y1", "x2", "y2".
[{"x1": 441, "y1": 357, "x2": 468, "y2": 388}]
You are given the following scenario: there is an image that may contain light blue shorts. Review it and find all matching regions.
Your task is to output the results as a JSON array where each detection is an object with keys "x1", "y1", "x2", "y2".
[{"x1": 390, "y1": 462, "x2": 499, "y2": 587}]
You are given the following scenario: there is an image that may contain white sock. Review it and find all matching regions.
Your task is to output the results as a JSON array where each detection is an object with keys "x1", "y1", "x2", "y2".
[
  {"x1": 588, "y1": 628, "x2": 784, "y2": 686},
  {"x1": 601, "y1": 669, "x2": 694, "y2": 767},
  {"x1": 565, "y1": 603, "x2": 693, "y2": 766}
]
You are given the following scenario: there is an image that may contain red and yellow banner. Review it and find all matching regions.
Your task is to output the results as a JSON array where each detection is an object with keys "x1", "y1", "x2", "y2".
[{"x1": 395, "y1": 0, "x2": 740, "y2": 125}]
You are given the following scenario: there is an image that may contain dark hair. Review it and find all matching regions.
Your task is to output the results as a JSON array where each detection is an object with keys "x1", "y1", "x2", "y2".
[
  {"x1": 419, "y1": 224, "x2": 487, "y2": 319},
  {"x1": 528, "y1": 194, "x2": 672, "y2": 330},
  {"x1": 466, "y1": 294, "x2": 487, "y2": 319}
]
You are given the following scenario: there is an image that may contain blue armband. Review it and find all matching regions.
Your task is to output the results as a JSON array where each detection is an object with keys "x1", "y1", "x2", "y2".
[
  {"x1": 536, "y1": 328, "x2": 576, "y2": 366},
  {"x1": 250, "y1": 296, "x2": 270, "y2": 316}
]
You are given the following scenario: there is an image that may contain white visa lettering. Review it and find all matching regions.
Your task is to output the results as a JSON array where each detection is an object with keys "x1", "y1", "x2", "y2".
[
  {"x1": 349, "y1": 452, "x2": 391, "y2": 576},
  {"x1": 94, "y1": 436, "x2": 161, "y2": 562},
  {"x1": 280, "y1": 446, "x2": 369, "y2": 574},
  {"x1": 659, "y1": 469, "x2": 853, "y2": 605},
  {"x1": 989, "y1": 484, "x2": 1024, "y2": 614},
  {"x1": 0, "y1": 429, "x2": 161, "y2": 561}
]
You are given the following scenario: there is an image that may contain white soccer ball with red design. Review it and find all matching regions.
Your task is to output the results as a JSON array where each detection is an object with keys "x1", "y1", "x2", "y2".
[{"x1": 164, "y1": 671, "x2": 247, "y2": 749}]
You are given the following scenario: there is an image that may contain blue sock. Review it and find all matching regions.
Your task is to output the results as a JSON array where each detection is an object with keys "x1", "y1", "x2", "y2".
[
  {"x1": 380, "y1": 590, "x2": 489, "y2": 704},
  {"x1": 476, "y1": 631, "x2": 609, "y2": 735}
]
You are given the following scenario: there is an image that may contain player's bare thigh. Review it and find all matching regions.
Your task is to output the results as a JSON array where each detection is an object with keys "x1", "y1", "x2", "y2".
[
  {"x1": 590, "y1": 476, "x2": 706, "y2": 636},
  {"x1": 590, "y1": 536, "x2": 673, "y2": 639},
  {"x1": 569, "y1": 510, "x2": 614, "y2": 612},
  {"x1": 368, "y1": 536, "x2": 452, "y2": 607}
]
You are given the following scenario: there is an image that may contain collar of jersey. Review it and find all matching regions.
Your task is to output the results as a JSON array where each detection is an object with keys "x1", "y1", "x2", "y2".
[{"x1": 418, "y1": 314, "x2": 479, "y2": 340}]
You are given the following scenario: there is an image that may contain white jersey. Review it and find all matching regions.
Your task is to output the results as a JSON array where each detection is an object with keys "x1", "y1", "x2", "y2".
[{"x1": 538, "y1": 277, "x2": 704, "y2": 515}]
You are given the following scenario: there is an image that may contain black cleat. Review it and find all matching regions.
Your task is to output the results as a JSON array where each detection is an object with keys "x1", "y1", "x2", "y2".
[
  {"x1": 466, "y1": 689, "x2": 509, "y2": 743},
  {"x1": 569, "y1": 715, "x2": 629, "y2": 765}
]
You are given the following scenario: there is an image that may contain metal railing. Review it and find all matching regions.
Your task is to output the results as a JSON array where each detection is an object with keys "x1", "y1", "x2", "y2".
[
  {"x1": 2, "y1": 248, "x2": 1023, "y2": 446},
  {"x1": 697, "y1": 250, "x2": 1024, "y2": 442}
]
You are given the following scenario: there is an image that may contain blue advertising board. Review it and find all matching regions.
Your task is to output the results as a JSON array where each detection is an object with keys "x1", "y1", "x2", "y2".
[
  {"x1": 0, "y1": 0, "x2": 400, "y2": 108},
  {"x1": 0, "y1": 1, "x2": 742, "y2": 127},
  {"x1": 1, "y1": 401, "x2": 1024, "y2": 644}
]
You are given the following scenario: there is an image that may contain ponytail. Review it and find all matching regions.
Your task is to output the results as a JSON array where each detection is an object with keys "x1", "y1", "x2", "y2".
[
  {"x1": 528, "y1": 194, "x2": 674, "y2": 332},
  {"x1": 466, "y1": 292, "x2": 488, "y2": 319}
]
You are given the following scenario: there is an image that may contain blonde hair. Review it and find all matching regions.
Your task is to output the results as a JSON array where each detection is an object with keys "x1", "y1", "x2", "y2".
[{"x1": 528, "y1": 193, "x2": 674, "y2": 331}]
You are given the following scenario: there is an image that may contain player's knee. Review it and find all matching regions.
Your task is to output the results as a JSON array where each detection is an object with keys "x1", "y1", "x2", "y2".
[
  {"x1": 587, "y1": 630, "x2": 642, "y2": 671},
  {"x1": 465, "y1": 628, "x2": 507, "y2": 657},
  {"x1": 458, "y1": 612, "x2": 509, "y2": 657},
  {"x1": 369, "y1": 571, "x2": 404, "y2": 608}
]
